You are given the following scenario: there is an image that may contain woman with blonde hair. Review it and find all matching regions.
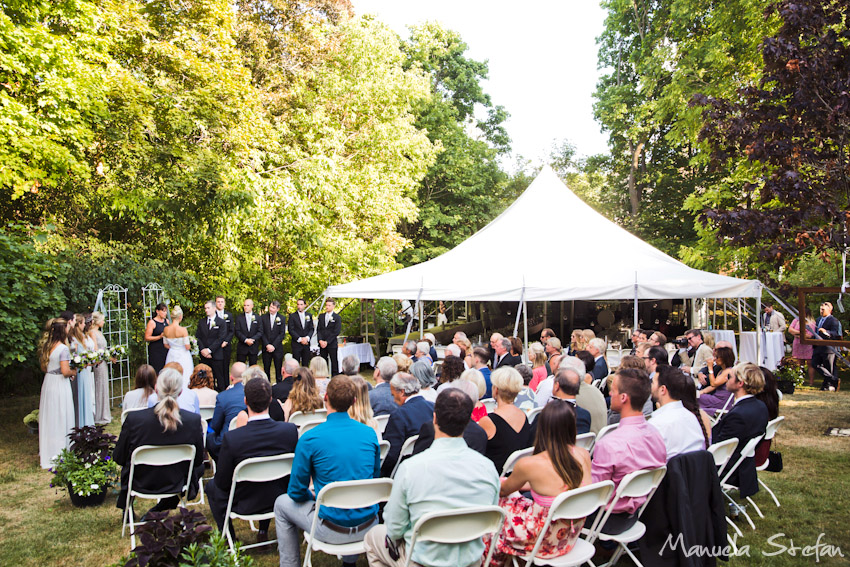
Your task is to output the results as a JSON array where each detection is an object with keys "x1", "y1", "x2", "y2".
[
  {"x1": 568, "y1": 329, "x2": 584, "y2": 356},
  {"x1": 89, "y1": 311, "x2": 112, "y2": 424},
  {"x1": 283, "y1": 367, "x2": 324, "y2": 421},
  {"x1": 114, "y1": 367, "x2": 204, "y2": 514},
  {"x1": 393, "y1": 352, "x2": 412, "y2": 373},
  {"x1": 348, "y1": 376, "x2": 380, "y2": 440},
  {"x1": 528, "y1": 342, "x2": 548, "y2": 392},
  {"x1": 478, "y1": 367, "x2": 535, "y2": 472},
  {"x1": 545, "y1": 337, "x2": 563, "y2": 373},
  {"x1": 163, "y1": 305, "x2": 193, "y2": 387},
  {"x1": 309, "y1": 356, "x2": 331, "y2": 396},
  {"x1": 457, "y1": 336, "x2": 474, "y2": 367},
  {"x1": 189, "y1": 363, "x2": 217, "y2": 407},
  {"x1": 38, "y1": 318, "x2": 76, "y2": 468},
  {"x1": 461, "y1": 368, "x2": 489, "y2": 422},
  {"x1": 71, "y1": 313, "x2": 96, "y2": 427}
]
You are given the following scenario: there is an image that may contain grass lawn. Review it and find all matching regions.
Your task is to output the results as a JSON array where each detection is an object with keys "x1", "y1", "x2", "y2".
[{"x1": 1, "y1": 388, "x2": 848, "y2": 566}]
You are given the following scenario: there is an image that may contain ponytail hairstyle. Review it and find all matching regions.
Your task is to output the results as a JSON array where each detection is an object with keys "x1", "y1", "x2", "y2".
[
  {"x1": 533, "y1": 401, "x2": 585, "y2": 489},
  {"x1": 657, "y1": 365, "x2": 709, "y2": 449},
  {"x1": 154, "y1": 367, "x2": 183, "y2": 432},
  {"x1": 39, "y1": 318, "x2": 68, "y2": 371}
]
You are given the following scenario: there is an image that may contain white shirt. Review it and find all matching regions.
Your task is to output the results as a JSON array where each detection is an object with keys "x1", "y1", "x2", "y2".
[
  {"x1": 648, "y1": 400, "x2": 706, "y2": 461},
  {"x1": 534, "y1": 376, "x2": 555, "y2": 407},
  {"x1": 246, "y1": 313, "x2": 253, "y2": 329},
  {"x1": 733, "y1": 394, "x2": 754, "y2": 405},
  {"x1": 299, "y1": 310, "x2": 305, "y2": 328},
  {"x1": 325, "y1": 312, "x2": 332, "y2": 326},
  {"x1": 208, "y1": 317, "x2": 215, "y2": 328},
  {"x1": 247, "y1": 414, "x2": 271, "y2": 423}
]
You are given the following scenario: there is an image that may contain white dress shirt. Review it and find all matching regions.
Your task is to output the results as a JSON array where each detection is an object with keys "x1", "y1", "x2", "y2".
[
  {"x1": 534, "y1": 376, "x2": 555, "y2": 407},
  {"x1": 648, "y1": 400, "x2": 706, "y2": 461}
]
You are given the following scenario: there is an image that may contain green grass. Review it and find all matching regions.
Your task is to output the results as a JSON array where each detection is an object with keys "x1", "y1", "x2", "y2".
[{"x1": 1, "y1": 389, "x2": 848, "y2": 566}]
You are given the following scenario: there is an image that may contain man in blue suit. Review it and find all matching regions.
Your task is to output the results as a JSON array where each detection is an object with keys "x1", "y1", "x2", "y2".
[
  {"x1": 712, "y1": 362, "x2": 769, "y2": 498},
  {"x1": 381, "y1": 372, "x2": 435, "y2": 476},
  {"x1": 813, "y1": 301, "x2": 841, "y2": 391},
  {"x1": 207, "y1": 361, "x2": 247, "y2": 461},
  {"x1": 550, "y1": 368, "x2": 592, "y2": 434},
  {"x1": 206, "y1": 377, "x2": 298, "y2": 542}
]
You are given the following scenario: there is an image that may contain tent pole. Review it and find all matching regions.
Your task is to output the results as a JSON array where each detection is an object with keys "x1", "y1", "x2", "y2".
[
  {"x1": 737, "y1": 299, "x2": 743, "y2": 336},
  {"x1": 419, "y1": 300, "x2": 424, "y2": 337},
  {"x1": 523, "y1": 300, "x2": 529, "y2": 364},
  {"x1": 633, "y1": 272, "x2": 639, "y2": 332},
  {"x1": 560, "y1": 302, "x2": 565, "y2": 340},
  {"x1": 712, "y1": 298, "x2": 717, "y2": 329},
  {"x1": 513, "y1": 284, "x2": 526, "y2": 338},
  {"x1": 724, "y1": 299, "x2": 728, "y2": 329},
  {"x1": 756, "y1": 292, "x2": 763, "y2": 365}
]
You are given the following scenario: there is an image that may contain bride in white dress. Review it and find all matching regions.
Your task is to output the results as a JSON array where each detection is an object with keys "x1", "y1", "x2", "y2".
[
  {"x1": 39, "y1": 318, "x2": 76, "y2": 469},
  {"x1": 163, "y1": 306, "x2": 194, "y2": 388}
]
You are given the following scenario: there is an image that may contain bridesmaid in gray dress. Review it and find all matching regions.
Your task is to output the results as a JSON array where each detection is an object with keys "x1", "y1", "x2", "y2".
[{"x1": 91, "y1": 312, "x2": 112, "y2": 424}]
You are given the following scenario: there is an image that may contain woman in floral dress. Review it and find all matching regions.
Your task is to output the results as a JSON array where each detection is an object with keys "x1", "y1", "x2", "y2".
[{"x1": 483, "y1": 402, "x2": 592, "y2": 566}]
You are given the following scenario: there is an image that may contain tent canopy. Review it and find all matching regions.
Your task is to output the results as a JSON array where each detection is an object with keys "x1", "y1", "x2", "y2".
[{"x1": 324, "y1": 167, "x2": 761, "y2": 302}]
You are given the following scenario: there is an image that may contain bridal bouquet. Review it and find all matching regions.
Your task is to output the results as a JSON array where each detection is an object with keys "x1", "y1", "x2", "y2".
[
  {"x1": 69, "y1": 353, "x2": 86, "y2": 370},
  {"x1": 188, "y1": 336, "x2": 199, "y2": 357},
  {"x1": 109, "y1": 344, "x2": 127, "y2": 360}
]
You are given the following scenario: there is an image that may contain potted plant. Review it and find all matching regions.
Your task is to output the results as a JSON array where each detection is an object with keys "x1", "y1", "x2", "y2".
[
  {"x1": 774, "y1": 357, "x2": 805, "y2": 394},
  {"x1": 49, "y1": 425, "x2": 119, "y2": 507},
  {"x1": 23, "y1": 410, "x2": 38, "y2": 434}
]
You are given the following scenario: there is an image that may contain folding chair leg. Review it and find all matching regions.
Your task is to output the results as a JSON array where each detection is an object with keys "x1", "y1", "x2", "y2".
[
  {"x1": 726, "y1": 516, "x2": 743, "y2": 538},
  {"x1": 739, "y1": 505, "x2": 757, "y2": 530},
  {"x1": 621, "y1": 543, "x2": 644, "y2": 567},
  {"x1": 727, "y1": 532, "x2": 738, "y2": 555},
  {"x1": 758, "y1": 478, "x2": 781, "y2": 507},
  {"x1": 745, "y1": 496, "x2": 764, "y2": 519},
  {"x1": 224, "y1": 518, "x2": 236, "y2": 555}
]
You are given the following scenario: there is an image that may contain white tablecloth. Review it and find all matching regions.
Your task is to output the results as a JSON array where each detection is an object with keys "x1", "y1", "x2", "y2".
[
  {"x1": 739, "y1": 331, "x2": 784, "y2": 370},
  {"x1": 337, "y1": 342, "x2": 376, "y2": 367},
  {"x1": 710, "y1": 330, "x2": 738, "y2": 363}
]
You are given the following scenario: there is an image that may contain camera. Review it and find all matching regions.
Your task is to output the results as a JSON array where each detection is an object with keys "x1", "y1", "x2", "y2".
[{"x1": 673, "y1": 336, "x2": 689, "y2": 347}]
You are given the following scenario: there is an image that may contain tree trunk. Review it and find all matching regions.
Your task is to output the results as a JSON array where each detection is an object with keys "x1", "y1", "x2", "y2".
[{"x1": 628, "y1": 140, "x2": 645, "y2": 216}]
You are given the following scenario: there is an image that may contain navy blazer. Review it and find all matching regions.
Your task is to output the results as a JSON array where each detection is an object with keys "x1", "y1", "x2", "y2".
[
  {"x1": 591, "y1": 357, "x2": 609, "y2": 382},
  {"x1": 206, "y1": 418, "x2": 298, "y2": 525},
  {"x1": 712, "y1": 396, "x2": 768, "y2": 497},
  {"x1": 413, "y1": 420, "x2": 488, "y2": 456},
  {"x1": 380, "y1": 395, "x2": 434, "y2": 476},
  {"x1": 207, "y1": 382, "x2": 246, "y2": 457},
  {"x1": 814, "y1": 315, "x2": 841, "y2": 354},
  {"x1": 369, "y1": 382, "x2": 397, "y2": 417},
  {"x1": 574, "y1": 403, "x2": 592, "y2": 435}
]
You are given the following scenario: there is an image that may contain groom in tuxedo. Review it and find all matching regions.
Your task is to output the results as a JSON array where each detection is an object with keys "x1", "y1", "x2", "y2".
[
  {"x1": 197, "y1": 300, "x2": 228, "y2": 391},
  {"x1": 317, "y1": 298, "x2": 343, "y2": 375},
  {"x1": 235, "y1": 299, "x2": 263, "y2": 366},
  {"x1": 215, "y1": 295, "x2": 234, "y2": 368},
  {"x1": 288, "y1": 298, "x2": 314, "y2": 366},
  {"x1": 261, "y1": 300, "x2": 286, "y2": 383}
]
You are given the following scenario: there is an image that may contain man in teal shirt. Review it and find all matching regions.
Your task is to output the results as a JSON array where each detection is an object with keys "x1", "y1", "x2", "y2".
[
  {"x1": 364, "y1": 389, "x2": 499, "y2": 567},
  {"x1": 274, "y1": 375, "x2": 381, "y2": 567}
]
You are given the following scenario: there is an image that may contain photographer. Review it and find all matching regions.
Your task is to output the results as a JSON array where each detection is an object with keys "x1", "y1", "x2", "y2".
[{"x1": 677, "y1": 329, "x2": 713, "y2": 379}]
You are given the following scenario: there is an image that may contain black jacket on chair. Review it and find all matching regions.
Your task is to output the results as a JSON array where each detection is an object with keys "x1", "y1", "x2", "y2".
[
  {"x1": 114, "y1": 408, "x2": 205, "y2": 505},
  {"x1": 711, "y1": 396, "x2": 769, "y2": 498},
  {"x1": 638, "y1": 450, "x2": 727, "y2": 567}
]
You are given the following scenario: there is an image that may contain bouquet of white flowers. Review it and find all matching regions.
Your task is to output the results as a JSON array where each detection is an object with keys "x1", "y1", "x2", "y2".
[
  {"x1": 69, "y1": 353, "x2": 85, "y2": 370},
  {"x1": 109, "y1": 344, "x2": 127, "y2": 360},
  {"x1": 188, "y1": 336, "x2": 199, "y2": 357}
]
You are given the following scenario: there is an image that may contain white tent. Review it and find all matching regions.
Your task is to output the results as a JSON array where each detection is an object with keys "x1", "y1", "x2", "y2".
[{"x1": 325, "y1": 166, "x2": 762, "y2": 302}]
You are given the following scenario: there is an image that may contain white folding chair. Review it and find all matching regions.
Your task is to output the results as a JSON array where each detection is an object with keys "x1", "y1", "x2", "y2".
[
  {"x1": 405, "y1": 506, "x2": 506, "y2": 567},
  {"x1": 298, "y1": 419, "x2": 325, "y2": 438},
  {"x1": 707, "y1": 438, "x2": 742, "y2": 538},
  {"x1": 222, "y1": 453, "x2": 294, "y2": 554},
  {"x1": 289, "y1": 409, "x2": 328, "y2": 428},
  {"x1": 379, "y1": 439, "x2": 391, "y2": 466},
  {"x1": 391, "y1": 344, "x2": 404, "y2": 356},
  {"x1": 606, "y1": 349, "x2": 621, "y2": 369},
  {"x1": 375, "y1": 414, "x2": 390, "y2": 434},
  {"x1": 512, "y1": 480, "x2": 616, "y2": 567},
  {"x1": 432, "y1": 360, "x2": 443, "y2": 375},
  {"x1": 525, "y1": 406, "x2": 543, "y2": 423},
  {"x1": 586, "y1": 467, "x2": 667, "y2": 567},
  {"x1": 747, "y1": 416, "x2": 785, "y2": 512},
  {"x1": 121, "y1": 406, "x2": 147, "y2": 424},
  {"x1": 122, "y1": 444, "x2": 197, "y2": 548},
  {"x1": 199, "y1": 405, "x2": 215, "y2": 421},
  {"x1": 590, "y1": 423, "x2": 619, "y2": 456},
  {"x1": 390, "y1": 435, "x2": 420, "y2": 478},
  {"x1": 228, "y1": 415, "x2": 239, "y2": 432},
  {"x1": 303, "y1": 478, "x2": 394, "y2": 567},
  {"x1": 575, "y1": 432, "x2": 596, "y2": 452},
  {"x1": 187, "y1": 417, "x2": 210, "y2": 507},
  {"x1": 481, "y1": 398, "x2": 497, "y2": 413},
  {"x1": 709, "y1": 395, "x2": 734, "y2": 425},
  {"x1": 501, "y1": 447, "x2": 534, "y2": 477},
  {"x1": 591, "y1": 378, "x2": 602, "y2": 390},
  {"x1": 718, "y1": 435, "x2": 764, "y2": 531}
]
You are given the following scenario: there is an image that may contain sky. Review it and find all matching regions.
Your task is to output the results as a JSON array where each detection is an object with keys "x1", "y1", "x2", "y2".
[{"x1": 353, "y1": 0, "x2": 611, "y2": 169}]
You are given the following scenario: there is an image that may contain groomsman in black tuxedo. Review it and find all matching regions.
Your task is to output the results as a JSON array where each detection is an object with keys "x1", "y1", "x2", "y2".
[
  {"x1": 288, "y1": 298, "x2": 314, "y2": 367},
  {"x1": 235, "y1": 299, "x2": 263, "y2": 366},
  {"x1": 197, "y1": 300, "x2": 228, "y2": 391},
  {"x1": 261, "y1": 300, "x2": 286, "y2": 383},
  {"x1": 317, "y1": 298, "x2": 343, "y2": 375},
  {"x1": 215, "y1": 295, "x2": 234, "y2": 367}
]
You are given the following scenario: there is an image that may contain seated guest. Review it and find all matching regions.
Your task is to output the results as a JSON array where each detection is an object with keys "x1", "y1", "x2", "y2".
[
  {"x1": 415, "y1": 341, "x2": 433, "y2": 364},
  {"x1": 370, "y1": 356, "x2": 399, "y2": 416},
  {"x1": 271, "y1": 358, "x2": 300, "y2": 405},
  {"x1": 461, "y1": 368, "x2": 489, "y2": 422},
  {"x1": 402, "y1": 340, "x2": 418, "y2": 358},
  {"x1": 754, "y1": 366, "x2": 781, "y2": 466},
  {"x1": 559, "y1": 356, "x2": 607, "y2": 435},
  {"x1": 697, "y1": 346, "x2": 735, "y2": 416},
  {"x1": 574, "y1": 350, "x2": 595, "y2": 384},
  {"x1": 513, "y1": 364, "x2": 537, "y2": 412},
  {"x1": 568, "y1": 329, "x2": 585, "y2": 356},
  {"x1": 606, "y1": 355, "x2": 653, "y2": 424},
  {"x1": 712, "y1": 363, "x2": 769, "y2": 498},
  {"x1": 282, "y1": 367, "x2": 324, "y2": 421},
  {"x1": 527, "y1": 343, "x2": 548, "y2": 391},
  {"x1": 478, "y1": 367, "x2": 536, "y2": 473},
  {"x1": 349, "y1": 375, "x2": 381, "y2": 440},
  {"x1": 235, "y1": 366, "x2": 284, "y2": 426},
  {"x1": 189, "y1": 364, "x2": 218, "y2": 407},
  {"x1": 485, "y1": 401, "x2": 592, "y2": 565},
  {"x1": 649, "y1": 366, "x2": 710, "y2": 460},
  {"x1": 471, "y1": 347, "x2": 493, "y2": 398},
  {"x1": 591, "y1": 368, "x2": 666, "y2": 534},
  {"x1": 123, "y1": 364, "x2": 156, "y2": 410},
  {"x1": 546, "y1": 368, "x2": 591, "y2": 434},
  {"x1": 456, "y1": 336, "x2": 474, "y2": 368},
  {"x1": 206, "y1": 362, "x2": 247, "y2": 461},
  {"x1": 412, "y1": 391, "x2": 488, "y2": 456},
  {"x1": 364, "y1": 389, "x2": 500, "y2": 567},
  {"x1": 423, "y1": 332, "x2": 439, "y2": 363},
  {"x1": 341, "y1": 354, "x2": 361, "y2": 376},
  {"x1": 508, "y1": 337, "x2": 524, "y2": 365},
  {"x1": 436, "y1": 355, "x2": 472, "y2": 396},
  {"x1": 494, "y1": 337, "x2": 522, "y2": 369},
  {"x1": 205, "y1": 378, "x2": 297, "y2": 541},
  {"x1": 114, "y1": 367, "x2": 204, "y2": 513},
  {"x1": 274, "y1": 375, "x2": 381, "y2": 567},
  {"x1": 649, "y1": 331, "x2": 667, "y2": 347},
  {"x1": 147, "y1": 367, "x2": 199, "y2": 414},
  {"x1": 309, "y1": 356, "x2": 331, "y2": 397},
  {"x1": 644, "y1": 346, "x2": 668, "y2": 379},
  {"x1": 587, "y1": 338, "x2": 609, "y2": 384},
  {"x1": 393, "y1": 352, "x2": 412, "y2": 373},
  {"x1": 545, "y1": 337, "x2": 563, "y2": 372},
  {"x1": 381, "y1": 372, "x2": 434, "y2": 477},
  {"x1": 410, "y1": 360, "x2": 438, "y2": 403}
]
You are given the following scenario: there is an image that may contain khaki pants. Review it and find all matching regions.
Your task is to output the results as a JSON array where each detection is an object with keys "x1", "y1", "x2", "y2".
[{"x1": 364, "y1": 525, "x2": 413, "y2": 567}]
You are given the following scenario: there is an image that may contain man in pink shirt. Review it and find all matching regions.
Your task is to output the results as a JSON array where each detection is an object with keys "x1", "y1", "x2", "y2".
[{"x1": 591, "y1": 367, "x2": 666, "y2": 535}]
